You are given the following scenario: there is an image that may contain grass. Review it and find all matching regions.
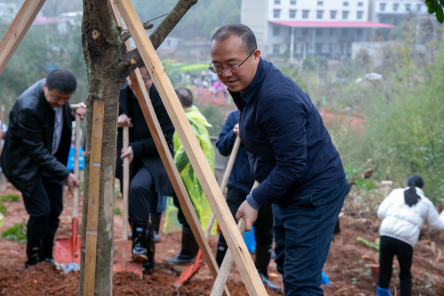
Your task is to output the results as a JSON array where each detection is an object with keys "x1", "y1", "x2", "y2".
[
  {"x1": 0, "y1": 194, "x2": 19, "y2": 202},
  {"x1": 0, "y1": 201, "x2": 7, "y2": 215},
  {"x1": 114, "y1": 207, "x2": 121, "y2": 215},
  {"x1": 1, "y1": 219, "x2": 27, "y2": 242}
]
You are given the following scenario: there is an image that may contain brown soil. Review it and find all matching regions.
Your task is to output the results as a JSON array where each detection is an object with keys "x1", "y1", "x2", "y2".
[{"x1": 1, "y1": 185, "x2": 444, "y2": 295}]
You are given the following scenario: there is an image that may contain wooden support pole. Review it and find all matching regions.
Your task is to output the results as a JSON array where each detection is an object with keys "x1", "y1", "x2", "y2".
[
  {"x1": 0, "y1": 0, "x2": 46, "y2": 75},
  {"x1": 83, "y1": 101, "x2": 105, "y2": 296},
  {"x1": 210, "y1": 181, "x2": 260, "y2": 296},
  {"x1": 116, "y1": 1, "x2": 267, "y2": 295},
  {"x1": 108, "y1": 3, "x2": 230, "y2": 295}
]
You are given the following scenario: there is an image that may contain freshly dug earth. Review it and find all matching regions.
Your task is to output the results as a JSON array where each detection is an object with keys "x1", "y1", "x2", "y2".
[{"x1": 1, "y1": 185, "x2": 444, "y2": 295}]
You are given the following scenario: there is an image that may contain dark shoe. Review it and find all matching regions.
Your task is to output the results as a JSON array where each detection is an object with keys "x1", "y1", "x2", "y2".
[
  {"x1": 215, "y1": 243, "x2": 228, "y2": 267},
  {"x1": 131, "y1": 222, "x2": 148, "y2": 262},
  {"x1": 165, "y1": 227, "x2": 198, "y2": 264},
  {"x1": 41, "y1": 235, "x2": 54, "y2": 263},
  {"x1": 259, "y1": 272, "x2": 281, "y2": 291},
  {"x1": 150, "y1": 214, "x2": 161, "y2": 243},
  {"x1": 25, "y1": 241, "x2": 42, "y2": 268}
]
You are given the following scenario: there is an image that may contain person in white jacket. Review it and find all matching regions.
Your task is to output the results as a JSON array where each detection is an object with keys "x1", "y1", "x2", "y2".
[{"x1": 376, "y1": 175, "x2": 444, "y2": 296}]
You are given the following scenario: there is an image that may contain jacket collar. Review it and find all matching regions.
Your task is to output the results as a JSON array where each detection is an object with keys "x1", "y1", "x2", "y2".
[{"x1": 230, "y1": 58, "x2": 269, "y2": 105}]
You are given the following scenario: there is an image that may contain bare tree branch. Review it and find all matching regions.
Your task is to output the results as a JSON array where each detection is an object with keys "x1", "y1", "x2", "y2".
[
  {"x1": 150, "y1": 0, "x2": 198, "y2": 49},
  {"x1": 120, "y1": 22, "x2": 154, "y2": 43},
  {"x1": 126, "y1": 0, "x2": 198, "y2": 72}
]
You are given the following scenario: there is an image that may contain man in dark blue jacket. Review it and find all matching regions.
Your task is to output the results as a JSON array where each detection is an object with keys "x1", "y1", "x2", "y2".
[
  {"x1": 216, "y1": 110, "x2": 279, "y2": 291},
  {"x1": 210, "y1": 24, "x2": 347, "y2": 295}
]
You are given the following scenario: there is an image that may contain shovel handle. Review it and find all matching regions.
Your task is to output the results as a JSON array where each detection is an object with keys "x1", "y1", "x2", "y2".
[
  {"x1": 72, "y1": 113, "x2": 81, "y2": 219},
  {"x1": 209, "y1": 181, "x2": 260, "y2": 296},
  {"x1": 121, "y1": 126, "x2": 130, "y2": 241},
  {"x1": 204, "y1": 136, "x2": 241, "y2": 239},
  {"x1": 210, "y1": 218, "x2": 246, "y2": 296}
]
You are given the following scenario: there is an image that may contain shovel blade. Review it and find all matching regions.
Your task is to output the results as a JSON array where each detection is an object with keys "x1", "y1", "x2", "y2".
[
  {"x1": 113, "y1": 262, "x2": 143, "y2": 278},
  {"x1": 172, "y1": 249, "x2": 203, "y2": 288},
  {"x1": 54, "y1": 236, "x2": 82, "y2": 264}
]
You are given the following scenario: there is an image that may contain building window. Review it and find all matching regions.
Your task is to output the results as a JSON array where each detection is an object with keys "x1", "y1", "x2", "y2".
[
  {"x1": 273, "y1": 26, "x2": 280, "y2": 36},
  {"x1": 393, "y1": 3, "x2": 399, "y2": 12},
  {"x1": 357, "y1": 28, "x2": 363, "y2": 36},
  {"x1": 274, "y1": 9, "x2": 281, "y2": 18},
  {"x1": 342, "y1": 11, "x2": 349, "y2": 20},
  {"x1": 302, "y1": 10, "x2": 309, "y2": 19},
  {"x1": 405, "y1": 4, "x2": 411, "y2": 11},
  {"x1": 302, "y1": 28, "x2": 309, "y2": 36},
  {"x1": 380, "y1": 3, "x2": 386, "y2": 12},
  {"x1": 289, "y1": 9, "x2": 296, "y2": 18},
  {"x1": 343, "y1": 1, "x2": 349, "y2": 7},
  {"x1": 330, "y1": 28, "x2": 335, "y2": 36},
  {"x1": 357, "y1": 2, "x2": 363, "y2": 7},
  {"x1": 273, "y1": 44, "x2": 280, "y2": 55},
  {"x1": 316, "y1": 28, "x2": 323, "y2": 36},
  {"x1": 330, "y1": 11, "x2": 337, "y2": 19},
  {"x1": 342, "y1": 28, "x2": 347, "y2": 36},
  {"x1": 274, "y1": 0, "x2": 281, "y2": 4},
  {"x1": 416, "y1": 4, "x2": 422, "y2": 12},
  {"x1": 357, "y1": 11, "x2": 363, "y2": 19},
  {"x1": 317, "y1": 1, "x2": 323, "y2": 5},
  {"x1": 317, "y1": 10, "x2": 323, "y2": 19},
  {"x1": 290, "y1": 0, "x2": 296, "y2": 4}
]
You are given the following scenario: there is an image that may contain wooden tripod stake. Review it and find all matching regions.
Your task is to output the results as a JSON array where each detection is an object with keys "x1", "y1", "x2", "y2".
[
  {"x1": 117, "y1": 1, "x2": 267, "y2": 295},
  {"x1": 83, "y1": 101, "x2": 105, "y2": 296}
]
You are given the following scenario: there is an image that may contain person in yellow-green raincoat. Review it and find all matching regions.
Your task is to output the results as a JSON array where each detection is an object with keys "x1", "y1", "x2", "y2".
[{"x1": 165, "y1": 88, "x2": 216, "y2": 264}]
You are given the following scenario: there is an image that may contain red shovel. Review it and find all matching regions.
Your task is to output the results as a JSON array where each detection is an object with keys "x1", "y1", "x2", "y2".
[
  {"x1": 113, "y1": 125, "x2": 143, "y2": 277},
  {"x1": 54, "y1": 105, "x2": 83, "y2": 272},
  {"x1": 172, "y1": 136, "x2": 241, "y2": 288}
]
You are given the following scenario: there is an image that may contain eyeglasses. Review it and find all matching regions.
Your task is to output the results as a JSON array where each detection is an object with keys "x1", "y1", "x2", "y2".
[{"x1": 209, "y1": 48, "x2": 256, "y2": 74}]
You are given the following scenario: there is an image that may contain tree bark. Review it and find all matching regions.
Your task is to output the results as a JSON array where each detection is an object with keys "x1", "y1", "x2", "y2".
[{"x1": 79, "y1": 1, "x2": 197, "y2": 295}]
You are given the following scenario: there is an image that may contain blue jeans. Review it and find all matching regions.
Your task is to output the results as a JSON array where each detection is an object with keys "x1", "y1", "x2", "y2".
[{"x1": 272, "y1": 178, "x2": 347, "y2": 295}]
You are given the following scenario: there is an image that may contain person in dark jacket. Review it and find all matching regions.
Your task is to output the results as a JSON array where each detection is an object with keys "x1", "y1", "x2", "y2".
[
  {"x1": 210, "y1": 24, "x2": 347, "y2": 295},
  {"x1": 215, "y1": 109, "x2": 280, "y2": 291},
  {"x1": 1, "y1": 69, "x2": 86, "y2": 268},
  {"x1": 117, "y1": 65, "x2": 175, "y2": 271}
]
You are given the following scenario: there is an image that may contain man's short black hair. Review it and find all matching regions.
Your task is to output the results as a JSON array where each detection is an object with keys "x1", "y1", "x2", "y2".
[
  {"x1": 139, "y1": 63, "x2": 146, "y2": 69},
  {"x1": 211, "y1": 24, "x2": 257, "y2": 54},
  {"x1": 46, "y1": 69, "x2": 77, "y2": 94},
  {"x1": 175, "y1": 88, "x2": 193, "y2": 108}
]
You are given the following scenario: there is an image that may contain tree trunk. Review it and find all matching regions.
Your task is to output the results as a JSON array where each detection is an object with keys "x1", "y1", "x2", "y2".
[{"x1": 79, "y1": 1, "x2": 197, "y2": 295}]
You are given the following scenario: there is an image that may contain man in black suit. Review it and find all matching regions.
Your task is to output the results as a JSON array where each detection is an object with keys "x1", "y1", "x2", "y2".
[
  {"x1": 1, "y1": 69, "x2": 86, "y2": 268},
  {"x1": 117, "y1": 65, "x2": 174, "y2": 271}
]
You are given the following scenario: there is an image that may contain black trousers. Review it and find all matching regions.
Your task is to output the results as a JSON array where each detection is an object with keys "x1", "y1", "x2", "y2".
[
  {"x1": 218, "y1": 187, "x2": 274, "y2": 248},
  {"x1": 378, "y1": 236, "x2": 413, "y2": 296},
  {"x1": 172, "y1": 192, "x2": 192, "y2": 233},
  {"x1": 128, "y1": 165, "x2": 155, "y2": 223},
  {"x1": 22, "y1": 172, "x2": 64, "y2": 244}
]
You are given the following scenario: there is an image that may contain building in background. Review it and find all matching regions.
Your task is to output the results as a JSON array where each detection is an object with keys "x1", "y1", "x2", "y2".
[{"x1": 241, "y1": 0, "x2": 427, "y2": 60}]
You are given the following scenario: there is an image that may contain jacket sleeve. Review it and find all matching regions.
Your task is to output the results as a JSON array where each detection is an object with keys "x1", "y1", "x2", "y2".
[
  {"x1": 216, "y1": 112, "x2": 237, "y2": 157},
  {"x1": 18, "y1": 108, "x2": 70, "y2": 181},
  {"x1": 251, "y1": 94, "x2": 307, "y2": 206},
  {"x1": 377, "y1": 190, "x2": 395, "y2": 219},
  {"x1": 425, "y1": 199, "x2": 444, "y2": 229}
]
